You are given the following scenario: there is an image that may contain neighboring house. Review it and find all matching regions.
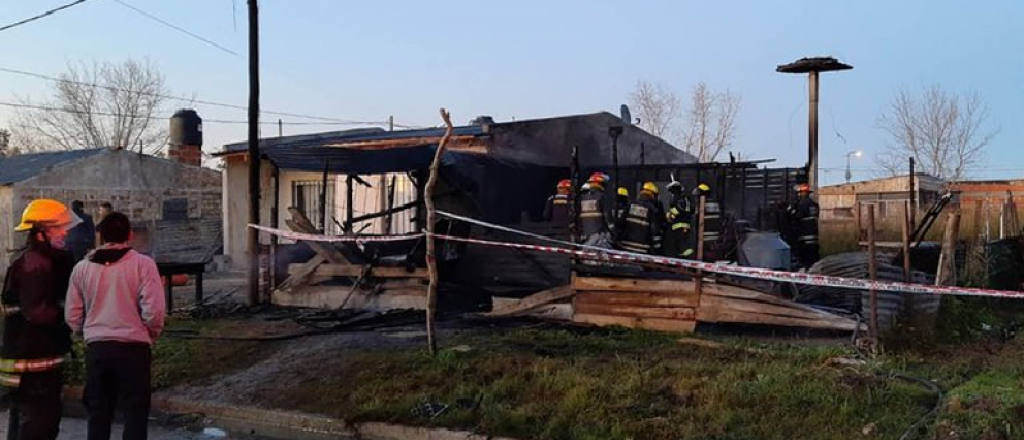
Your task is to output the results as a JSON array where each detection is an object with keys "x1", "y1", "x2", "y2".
[
  {"x1": 216, "y1": 111, "x2": 696, "y2": 270},
  {"x1": 818, "y1": 174, "x2": 945, "y2": 220},
  {"x1": 948, "y1": 180, "x2": 1024, "y2": 207},
  {"x1": 0, "y1": 147, "x2": 222, "y2": 273}
]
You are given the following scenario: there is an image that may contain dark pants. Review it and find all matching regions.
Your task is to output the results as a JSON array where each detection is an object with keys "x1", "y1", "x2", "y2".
[
  {"x1": 83, "y1": 342, "x2": 152, "y2": 440},
  {"x1": 6, "y1": 368, "x2": 63, "y2": 440}
]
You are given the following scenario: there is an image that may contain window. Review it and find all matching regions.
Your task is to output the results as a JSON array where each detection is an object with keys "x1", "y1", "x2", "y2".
[{"x1": 293, "y1": 180, "x2": 336, "y2": 233}]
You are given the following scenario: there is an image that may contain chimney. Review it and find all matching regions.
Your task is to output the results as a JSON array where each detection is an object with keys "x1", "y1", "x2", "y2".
[{"x1": 168, "y1": 109, "x2": 203, "y2": 166}]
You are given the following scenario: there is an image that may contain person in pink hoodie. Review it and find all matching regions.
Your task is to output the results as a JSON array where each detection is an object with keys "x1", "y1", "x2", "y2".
[{"x1": 65, "y1": 212, "x2": 165, "y2": 440}]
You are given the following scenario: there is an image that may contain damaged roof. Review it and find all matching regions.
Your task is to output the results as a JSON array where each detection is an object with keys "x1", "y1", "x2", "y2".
[
  {"x1": 218, "y1": 111, "x2": 696, "y2": 172},
  {"x1": 0, "y1": 148, "x2": 105, "y2": 185}
]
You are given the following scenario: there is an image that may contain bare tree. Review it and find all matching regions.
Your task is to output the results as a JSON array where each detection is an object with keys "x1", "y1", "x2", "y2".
[
  {"x1": 682, "y1": 82, "x2": 741, "y2": 162},
  {"x1": 0, "y1": 128, "x2": 9, "y2": 153},
  {"x1": 629, "y1": 80, "x2": 682, "y2": 141},
  {"x1": 12, "y1": 58, "x2": 169, "y2": 154},
  {"x1": 876, "y1": 85, "x2": 997, "y2": 182}
]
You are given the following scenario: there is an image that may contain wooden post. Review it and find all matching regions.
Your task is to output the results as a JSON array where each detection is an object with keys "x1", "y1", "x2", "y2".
[
  {"x1": 246, "y1": 0, "x2": 261, "y2": 307},
  {"x1": 320, "y1": 159, "x2": 329, "y2": 233},
  {"x1": 902, "y1": 201, "x2": 912, "y2": 283},
  {"x1": 908, "y1": 157, "x2": 916, "y2": 228},
  {"x1": 270, "y1": 164, "x2": 280, "y2": 298},
  {"x1": 867, "y1": 204, "x2": 878, "y2": 343},
  {"x1": 345, "y1": 175, "x2": 354, "y2": 233},
  {"x1": 695, "y1": 193, "x2": 707, "y2": 297},
  {"x1": 425, "y1": 108, "x2": 454, "y2": 356},
  {"x1": 854, "y1": 202, "x2": 862, "y2": 242},
  {"x1": 937, "y1": 211, "x2": 962, "y2": 288}
]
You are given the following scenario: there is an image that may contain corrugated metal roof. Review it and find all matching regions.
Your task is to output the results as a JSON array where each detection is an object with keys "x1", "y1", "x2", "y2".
[{"x1": 0, "y1": 149, "x2": 105, "y2": 185}]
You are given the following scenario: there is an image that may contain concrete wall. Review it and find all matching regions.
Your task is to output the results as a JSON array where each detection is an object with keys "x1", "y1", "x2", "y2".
[{"x1": 2, "y1": 149, "x2": 221, "y2": 273}]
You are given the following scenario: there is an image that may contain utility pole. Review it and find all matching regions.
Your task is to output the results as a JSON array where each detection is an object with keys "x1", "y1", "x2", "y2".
[
  {"x1": 246, "y1": 0, "x2": 261, "y2": 306},
  {"x1": 777, "y1": 57, "x2": 852, "y2": 200}
]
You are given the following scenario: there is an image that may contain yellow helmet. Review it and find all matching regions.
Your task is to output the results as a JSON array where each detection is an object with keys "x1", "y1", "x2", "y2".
[
  {"x1": 15, "y1": 199, "x2": 81, "y2": 232},
  {"x1": 617, "y1": 187, "x2": 629, "y2": 197},
  {"x1": 642, "y1": 182, "x2": 659, "y2": 195}
]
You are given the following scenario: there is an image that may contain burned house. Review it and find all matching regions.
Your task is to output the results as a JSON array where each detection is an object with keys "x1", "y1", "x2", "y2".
[{"x1": 218, "y1": 110, "x2": 855, "y2": 333}]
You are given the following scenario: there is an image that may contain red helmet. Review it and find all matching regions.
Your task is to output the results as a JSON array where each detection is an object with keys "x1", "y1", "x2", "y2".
[
  {"x1": 557, "y1": 179, "x2": 571, "y2": 190},
  {"x1": 796, "y1": 183, "x2": 812, "y2": 193}
]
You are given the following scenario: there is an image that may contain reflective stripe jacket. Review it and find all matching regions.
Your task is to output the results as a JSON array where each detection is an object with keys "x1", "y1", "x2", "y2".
[
  {"x1": 1, "y1": 242, "x2": 74, "y2": 361},
  {"x1": 615, "y1": 198, "x2": 659, "y2": 254},
  {"x1": 543, "y1": 194, "x2": 570, "y2": 224},
  {"x1": 579, "y1": 190, "x2": 610, "y2": 236},
  {"x1": 788, "y1": 197, "x2": 820, "y2": 245}
]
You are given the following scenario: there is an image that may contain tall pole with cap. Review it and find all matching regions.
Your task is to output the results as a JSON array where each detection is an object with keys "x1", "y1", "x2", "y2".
[{"x1": 777, "y1": 57, "x2": 853, "y2": 200}]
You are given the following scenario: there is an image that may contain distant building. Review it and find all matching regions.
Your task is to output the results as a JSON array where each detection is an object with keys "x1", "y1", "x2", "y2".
[
  {"x1": 818, "y1": 174, "x2": 944, "y2": 220},
  {"x1": 0, "y1": 147, "x2": 222, "y2": 274}
]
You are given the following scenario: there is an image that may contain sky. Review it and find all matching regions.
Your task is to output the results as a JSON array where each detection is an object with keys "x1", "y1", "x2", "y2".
[{"x1": 0, "y1": 0, "x2": 1022, "y2": 183}]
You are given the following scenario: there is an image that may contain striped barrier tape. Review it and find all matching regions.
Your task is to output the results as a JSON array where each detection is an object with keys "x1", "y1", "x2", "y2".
[{"x1": 247, "y1": 223, "x2": 1024, "y2": 299}]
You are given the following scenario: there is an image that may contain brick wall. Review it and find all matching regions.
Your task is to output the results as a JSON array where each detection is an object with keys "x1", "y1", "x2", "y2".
[{"x1": 167, "y1": 144, "x2": 202, "y2": 167}]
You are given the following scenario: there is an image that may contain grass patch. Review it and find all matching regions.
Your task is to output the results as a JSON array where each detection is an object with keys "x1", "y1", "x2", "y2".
[
  {"x1": 65, "y1": 317, "x2": 279, "y2": 389},
  {"x1": 258, "y1": 327, "x2": 934, "y2": 440}
]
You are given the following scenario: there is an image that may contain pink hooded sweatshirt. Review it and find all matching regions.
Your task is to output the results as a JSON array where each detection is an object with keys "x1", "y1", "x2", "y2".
[{"x1": 65, "y1": 244, "x2": 166, "y2": 345}]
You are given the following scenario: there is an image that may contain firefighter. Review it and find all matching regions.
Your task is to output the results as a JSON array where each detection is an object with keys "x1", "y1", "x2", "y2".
[
  {"x1": 788, "y1": 183, "x2": 820, "y2": 269},
  {"x1": 615, "y1": 187, "x2": 630, "y2": 219},
  {"x1": 543, "y1": 179, "x2": 572, "y2": 224},
  {"x1": 2, "y1": 199, "x2": 79, "y2": 440},
  {"x1": 615, "y1": 182, "x2": 661, "y2": 254},
  {"x1": 663, "y1": 180, "x2": 695, "y2": 257},
  {"x1": 579, "y1": 172, "x2": 612, "y2": 248}
]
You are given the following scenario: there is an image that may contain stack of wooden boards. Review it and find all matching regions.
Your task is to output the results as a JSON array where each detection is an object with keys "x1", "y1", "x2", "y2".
[{"x1": 492, "y1": 274, "x2": 861, "y2": 333}]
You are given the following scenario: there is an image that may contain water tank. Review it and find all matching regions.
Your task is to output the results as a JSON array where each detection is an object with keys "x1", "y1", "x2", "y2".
[
  {"x1": 739, "y1": 231, "x2": 791, "y2": 270},
  {"x1": 169, "y1": 109, "x2": 203, "y2": 147}
]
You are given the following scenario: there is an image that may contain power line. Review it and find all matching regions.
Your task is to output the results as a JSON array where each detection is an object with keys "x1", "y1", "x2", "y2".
[
  {"x1": 0, "y1": 0, "x2": 92, "y2": 33},
  {"x1": 0, "y1": 66, "x2": 386, "y2": 124},
  {"x1": 0, "y1": 100, "x2": 384, "y2": 126},
  {"x1": 110, "y1": 0, "x2": 240, "y2": 57}
]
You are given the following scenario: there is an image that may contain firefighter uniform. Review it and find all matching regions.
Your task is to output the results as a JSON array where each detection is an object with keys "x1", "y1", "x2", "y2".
[
  {"x1": 543, "y1": 180, "x2": 572, "y2": 224},
  {"x1": 2, "y1": 199, "x2": 78, "y2": 440},
  {"x1": 788, "y1": 185, "x2": 820, "y2": 268},
  {"x1": 663, "y1": 183, "x2": 695, "y2": 257},
  {"x1": 615, "y1": 183, "x2": 661, "y2": 254},
  {"x1": 579, "y1": 173, "x2": 612, "y2": 248}
]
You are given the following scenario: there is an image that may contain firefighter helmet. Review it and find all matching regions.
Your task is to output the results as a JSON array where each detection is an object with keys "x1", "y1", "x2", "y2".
[
  {"x1": 642, "y1": 182, "x2": 659, "y2": 196},
  {"x1": 666, "y1": 181, "x2": 683, "y2": 192},
  {"x1": 617, "y1": 187, "x2": 629, "y2": 197},
  {"x1": 556, "y1": 179, "x2": 572, "y2": 191},
  {"x1": 692, "y1": 183, "x2": 711, "y2": 196},
  {"x1": 796, "y1": 183, "x2": 812, "y2": 193},
  {"x1": 15, "y1": 199, "x2": 81, "y2": 232}
]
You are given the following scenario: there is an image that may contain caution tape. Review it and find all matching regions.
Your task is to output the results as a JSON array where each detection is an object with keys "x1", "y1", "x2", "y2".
[
  {"x1": 430, "y1": 233, "x2": 1024, "y2": 299},
  {"x1": 248, "y1": 225, "x2": 423, "y2": 243},
  {"x1": 248, "y1": 222, "x2": 1024, "y2": 299}
]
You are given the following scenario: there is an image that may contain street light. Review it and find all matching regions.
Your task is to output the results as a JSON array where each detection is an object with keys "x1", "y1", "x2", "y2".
[{"x1": 845, "y1": 150, "x2": 862, "y2": 183}]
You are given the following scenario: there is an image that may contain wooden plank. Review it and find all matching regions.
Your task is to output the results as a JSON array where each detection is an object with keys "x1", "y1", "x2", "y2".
[
  {"x1": 277, "y1": 254, "x2": 327, "y2": 292},
  {"x1": 575, "y1": 291, "x2": 699, "y2": 308},
  {"x1": 284, "y1": 219, "x2": 349, "y2": 264},
  {"x1": 486, "y1": 286, "x2": 575, "y2": 317},
  {"x1": 287, "y1": 263, "x2": 428, "y2": 278},
  {"x1": 698, "y1": 294, "x2": 846, "y2": 323},
  {"x1": 572, "y1": 313, "x2": 696, "y2": 333},
  {"x1": 708, "y1": 309, "x2": 858, "y2": 331},
  {"x1": 575, "y1": 302, "x2": 696, "y2": 320},
  {"x1": 572, "y1": 276, "x2": 694, "y2": 293}
]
